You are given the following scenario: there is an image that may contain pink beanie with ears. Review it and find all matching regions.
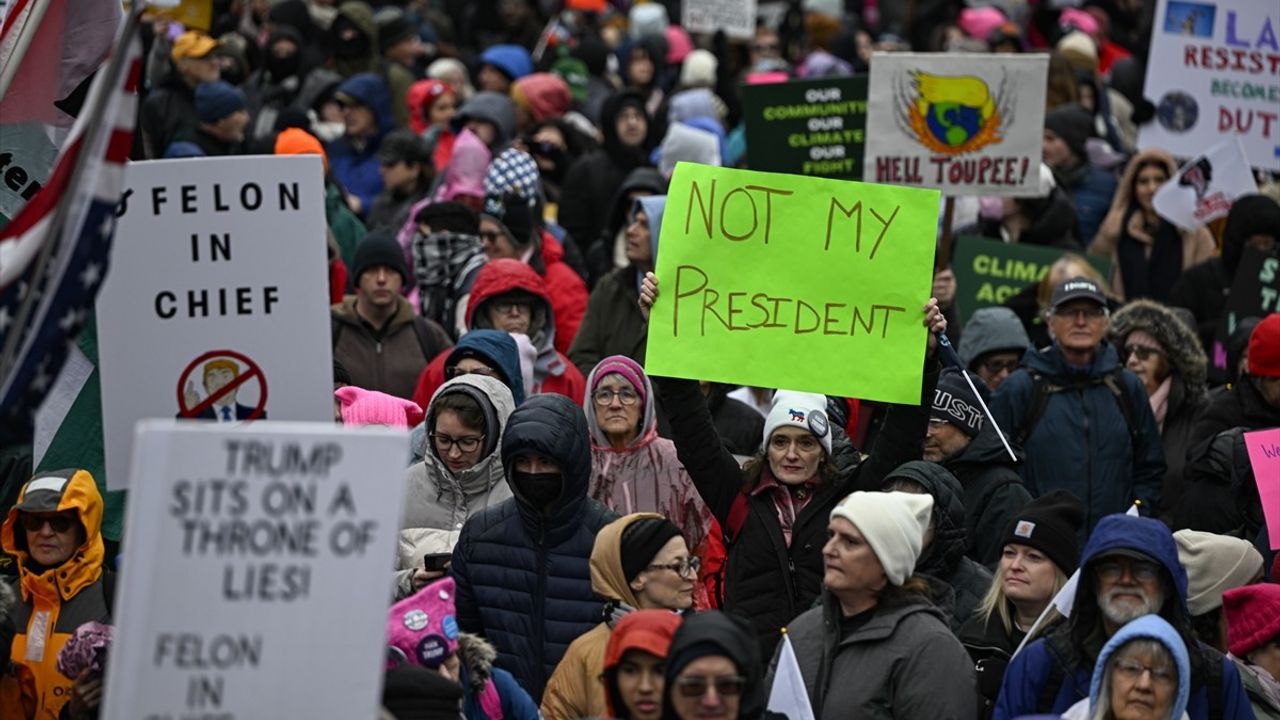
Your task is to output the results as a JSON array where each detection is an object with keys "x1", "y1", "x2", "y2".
[
  {"x1": 335, "y1": 386, "x2": 425, "y2": 428},
  {"x1": 386, "y1": 576, "x2": 460, "y2": 670}
]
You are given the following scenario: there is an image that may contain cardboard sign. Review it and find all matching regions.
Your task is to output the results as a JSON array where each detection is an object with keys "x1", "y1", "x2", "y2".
[
  {"x1": 102, "y1": 421, "x2": 407, "y2": 719},
  {"x1": 1153, "y1": 137, "x2": 1259, "y2": 230},
  {"x1": 95, "y1": 156, "x2": 333, "y2": 490},
  {"x1": 742, "y1": 76, "x2": 868, "y2": 180},
  {"x1": 682, "y1": 0, "x2": 758, "y2": 40},
  {"x1": 864, "y1": 53, "x2": 1049, "y2": 196},
  {"x1": 1215, "y1": 246, "x2": 1280, "y2": 366},
  {"x1": 951, "y1": 236, "x2": 1112, "y2": 325},
  {"x1": 1244, "y1": 427, "x2": 1280, "y2": 550},
  {"x1": 645, "y1": 162, "x2": 940, "y2": 404},
  {"x1": 1140, "y1": 0, "x2": 1280, "y2": 171}
]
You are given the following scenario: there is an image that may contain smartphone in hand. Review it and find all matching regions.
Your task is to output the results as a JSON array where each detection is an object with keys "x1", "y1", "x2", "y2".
[{"x1": 423, "y1": 553, "x2": 451, "y2": 572}]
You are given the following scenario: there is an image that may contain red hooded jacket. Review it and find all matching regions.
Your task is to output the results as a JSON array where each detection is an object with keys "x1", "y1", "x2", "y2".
[
  {"x1": 538, "y1": 229, "x2": 588, "y2": 355},
  {"x1": 413, "y1": 259, "x2": 585, "y2": 408}
]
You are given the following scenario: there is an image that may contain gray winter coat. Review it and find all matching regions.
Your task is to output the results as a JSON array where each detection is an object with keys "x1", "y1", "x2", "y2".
[
  {"x1": 771, "y1": 591, "x2": 979, "y2": 720},
  {"x1": 395, "y1": 375, "x2": 516, "y2": 598}
]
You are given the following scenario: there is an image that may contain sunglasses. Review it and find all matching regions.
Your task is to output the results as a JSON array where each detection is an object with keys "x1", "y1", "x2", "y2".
[
  {"x1": 21, "y1": 513, "x2": 77, "y2": 534},
  {"x1": 675, "y1": 675, "x2": 746, "y2": 698},
  {"x1": 1123, "y1": 344, "x2": 1164, "y2": 362}
]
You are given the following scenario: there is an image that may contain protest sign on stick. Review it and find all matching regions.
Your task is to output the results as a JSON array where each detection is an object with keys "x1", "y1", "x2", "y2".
[
  {"x1": 1244, "y1": 428, "x2": 1280, "y2": 550},
  {"x1": 103, "y1": 421, "x2": 407, "y2": 720},
  {"x1": 742, "y1": 75, "x2": 868, "y2": 180},
  {"x1": 1140, "y1": 0, "x2": 1280, "y2": 171},
  {"x1": 1153, "y1": 137, "x2": 1258, "y2": 230},
  {"x1": 645, "y1": 162, "x2": 940, "y2": 404},
  {"x1": 864, "y1": 53, "x2": 1048, "y2": 196},
  {"x1": 1215, "y1": 246, "x2": 1279, "y2": 369},
  {"x1": 95, "y1": 156, "x2": 333, "y2": 489}
]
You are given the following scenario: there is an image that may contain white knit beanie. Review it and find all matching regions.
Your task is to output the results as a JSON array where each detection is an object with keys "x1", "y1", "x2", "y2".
[
  {"x1": 679, "y1": 49, "x2": 718, "y2": 89},
  {"x1": 830, "y1": 491, "x2": 934, "y2": 586},
  {"x1": 762, "y1": 390, "x2": 832, "y2": 456},
  {"x1": 1174, "y1": 529, "x2": 1264, "y2": 616}
]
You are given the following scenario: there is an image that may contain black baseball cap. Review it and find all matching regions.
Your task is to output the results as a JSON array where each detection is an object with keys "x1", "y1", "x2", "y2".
[{"x1": 1050, "y1": 276, "x2": 1106, "y2": 309}]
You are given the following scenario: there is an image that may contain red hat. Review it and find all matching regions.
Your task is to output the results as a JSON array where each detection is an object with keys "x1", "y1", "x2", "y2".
[
  {"x1": 1248, "y1": 314, "x2": 1280, "y2": 378},
  {"x1": 1223, "y1": 583, "x2": 1280, "y2": 658},
  {"x1": 602, "y1": 610, "x2": 682, "y2": 716}
]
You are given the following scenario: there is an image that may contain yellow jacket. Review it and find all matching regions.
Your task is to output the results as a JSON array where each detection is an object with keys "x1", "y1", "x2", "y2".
[
  {"x1": 0, "y1": 469, "x2": 109, "y2": 720},
  {"x1": 540, "y1": 513, "x2": 655, "y2": 720}
]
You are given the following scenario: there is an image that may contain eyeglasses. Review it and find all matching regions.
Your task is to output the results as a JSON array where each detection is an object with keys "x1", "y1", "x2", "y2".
[
  {"x1": 1112, "y1": 658, "x2": 1177, "y2": 686},
  {"x1": 675, "y1": 675, "x2": 746, "y2": 698},
  {"x1": 490, "y1": 300, "x2": 531, "y2": 315},
  {"x1": 1052, "y1": 306, "x2": 1107, "y2": 321},
  {"x1": 1123, "y1": 344, "x2": 1164, "y2": 362},
  {"x1": 446, "y1": 365, "x2": 500, "y2": 380},
  {"x1": 1095, "y1": 559, "x2": 1161, "y2": 583},
  {"x1": 592, "y1": 388, "x2": 639, "y2": 406},
  {"x1": 982, "y1": 358, "x2": 1020, "y2": 374},
  {"x1": 430, "y1": 433, "x2": 485, "y2": 453},
  {"x1": 647, "y1": 556, "x2": 701, "y2": 578},
  {"x1": 21, "y1": 513, "x2": 76, "y2": 534}
]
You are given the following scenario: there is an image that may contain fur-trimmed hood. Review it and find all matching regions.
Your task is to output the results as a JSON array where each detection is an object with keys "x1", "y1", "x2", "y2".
[
  {"x1": 457, "y1": 632, "x2": 497, "y2": 692},
  {"x1": 1108, "y1": 299, "x2": 1208, "y2": 406}
]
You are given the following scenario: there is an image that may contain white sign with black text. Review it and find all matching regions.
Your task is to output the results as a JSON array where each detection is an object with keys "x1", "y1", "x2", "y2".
[{"x1": 102, "y1": 421, "x2": 407, "y2": 720}]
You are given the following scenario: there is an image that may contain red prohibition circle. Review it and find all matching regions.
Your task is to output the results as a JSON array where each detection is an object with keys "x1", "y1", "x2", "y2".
[{"x1": 176, "y1": 349, "x2": 269, "y2": 420}]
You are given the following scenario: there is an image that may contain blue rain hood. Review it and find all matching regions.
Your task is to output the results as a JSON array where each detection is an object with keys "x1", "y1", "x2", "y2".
[
  {"x1": 1078, "y1": 514, "x2": 1189, "y2": 608},
  {"x1": 446, "y1": 329, "x2": 525, "y2": 406},
  {"x1": 1088, "y1": 615, "x2": 1190, "y2": 720},
  {"x1": 635, "y1": 195, "x2": 666, "y2": 266}
]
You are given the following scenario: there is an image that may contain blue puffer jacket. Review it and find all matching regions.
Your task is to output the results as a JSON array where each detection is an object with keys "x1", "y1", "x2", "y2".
[
  {"x1": 327, "y1": 72, "x2": 393, "y2": 217},
  {"x1": 993, "y1": 514, "x2": 1254, "y2": 720},
  {"x1": 990, "y1": 340, "x2": 1164, "y2": 532},
  {"x1": 450, "y1": 394, "x2": 618, "y2": 701},
  {"x1": 1067, "y1": 164, "x2": 1117, "y2": 247}
]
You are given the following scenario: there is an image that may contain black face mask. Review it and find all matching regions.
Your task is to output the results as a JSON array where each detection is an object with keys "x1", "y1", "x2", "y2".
[
  {"x1": 333, "y1": 20, "x2": 370, "y2": 60},
  {"x1": 511, "y1": 470, "x2": 563, "y2": 511},
  {"x1": 266, "y1": 51, "x2": 300, "y2": 81}
]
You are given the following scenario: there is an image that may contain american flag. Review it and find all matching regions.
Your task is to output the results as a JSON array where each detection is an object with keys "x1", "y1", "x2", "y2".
[{"x1": 0, "y1": 8, "x2": 141, "y2": 442}]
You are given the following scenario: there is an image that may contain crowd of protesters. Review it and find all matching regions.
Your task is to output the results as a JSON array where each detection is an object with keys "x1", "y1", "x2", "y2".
[{"x1": 3, "y1": 0, "x2": 1280, "y2": 719}]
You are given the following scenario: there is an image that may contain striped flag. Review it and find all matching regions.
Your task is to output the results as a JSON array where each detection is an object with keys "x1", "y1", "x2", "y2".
[{"x1": 0, "y1": 7, "x2": 142, "y2": 442}]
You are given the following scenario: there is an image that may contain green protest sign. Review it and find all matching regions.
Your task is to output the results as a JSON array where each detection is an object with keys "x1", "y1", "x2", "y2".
[
  {"x1": 742, "y1": 76, "x2": 868, "y2": 180},
  {"x1": 951, "y1": 235, "x2": 1111, "y2": 325},
  {"x1": 645, "y1": 162, "x2": 940, "y2": 404}
]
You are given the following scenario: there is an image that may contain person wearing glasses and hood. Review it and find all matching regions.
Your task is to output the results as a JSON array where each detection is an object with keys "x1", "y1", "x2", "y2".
[
  {"x1": 662, "y1": 611, "x2": 764, "y2": 720},
  {"x1": 1060, "y1": 614, "x2": 1192, "y2": 720},
  {"x1": 542, "y1": 514, "x2": 693, "y2": 720},
  {"x1": 771, "y1": 491, "x2": 978, "y2": 719},
  {"x1": 0, "y1": 470, "x2": 110, "y2": 720},
  {"x1": 395, "y1": 374, "x2": 516, "y2": 599},
  {"x1": 583, "y1": 356, "x2": 719, "y2": 609}
]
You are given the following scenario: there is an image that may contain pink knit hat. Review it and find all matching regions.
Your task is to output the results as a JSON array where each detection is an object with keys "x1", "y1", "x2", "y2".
[
  {"x1": 589, "y1": 355, "x2": 647, "y2": 406},
  {"x1": 387, "y1": 576, "x2": 460, "y2": 670},
  {"x1": 335, "y1": 386, "x2": 425, "y2": 428},
  {"x1": 958, "y1": 7, "x2": 1008, "y2": 42},
  {"x1": 1224, "y1": 583, "x2": 1280, "y2": 658}
]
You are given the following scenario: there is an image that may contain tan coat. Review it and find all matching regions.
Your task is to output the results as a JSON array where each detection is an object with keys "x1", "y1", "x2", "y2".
[
  {"x1": 539, "y1": 513, "x2": 655, "y2": 720},
  {"x1": 1090, "y1": 148, "x2": 1216, "y2": 301}
]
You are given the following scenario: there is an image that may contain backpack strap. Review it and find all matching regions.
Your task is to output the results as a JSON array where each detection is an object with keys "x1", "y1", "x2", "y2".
[
  {"x1": 1202, "y1": 649, "x2": 1225, "y2": 720},
  {"x1": 1100, "y1": 369, "x2": 1142, "y2": 450},
  {"x1": 1013, "y1": 370, "x2": 1060, "y2": 448},
  {"x1": 723, "y1": 491, "x2": 751, "y2": 546}
]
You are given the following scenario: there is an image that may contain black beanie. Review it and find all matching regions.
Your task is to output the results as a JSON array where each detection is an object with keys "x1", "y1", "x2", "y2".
[
  {"x1": 416, "y1": 201, "x2": 480, "y2": 235},
  {"x1": 1001, "y1": 489, "x2": 1085, "y2": 575},
  {"x1": 352, "y1": 230, "x2": 410, "y2": 284},
  {"x1": 378, "y1": 15, "x2": 417, "y2": 52},
  {"x1": 381, "y1": 664, "x2": 464, "y2": 720},
  {"x1": 930, "y1": 368, "x2": 987, "y2": 438},
  {"x1": 485, "y1": 199, "x2": 536, "y2": 249},
  {"x1": 620, "y1": 517, "x2": 683, "y2": 582},
  {"x1": 1043, "y1": 103, "x2": 1093, "y2": 161}
]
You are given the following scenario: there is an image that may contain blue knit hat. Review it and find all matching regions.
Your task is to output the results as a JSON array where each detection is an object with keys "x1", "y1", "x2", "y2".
[
  {"x1": 479, "y1": 44, "x2": 533, "y2": 81},
  {"x1": 1088, "y1": 615, "x2": 1190, "y2": 720},
  {"x1": 195, "y1": 80, "x2": 248, "y2": 123}
]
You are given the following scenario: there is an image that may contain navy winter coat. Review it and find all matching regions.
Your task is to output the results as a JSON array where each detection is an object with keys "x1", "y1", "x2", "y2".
[
  {"x1": 990, "y1": 341, "x2": 1164, "y2": 531},
  {"x1": 450, "y1": 394, "x2": 618, "y2": 701},
  {"x1": 993, "y1": 514, "x2": 1254, "y2": 720}
]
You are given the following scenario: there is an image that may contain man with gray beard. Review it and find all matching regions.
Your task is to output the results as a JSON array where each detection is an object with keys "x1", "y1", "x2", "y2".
[{"x1": 992, "y1": 514, "x2": 1254, "y2": 719}]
